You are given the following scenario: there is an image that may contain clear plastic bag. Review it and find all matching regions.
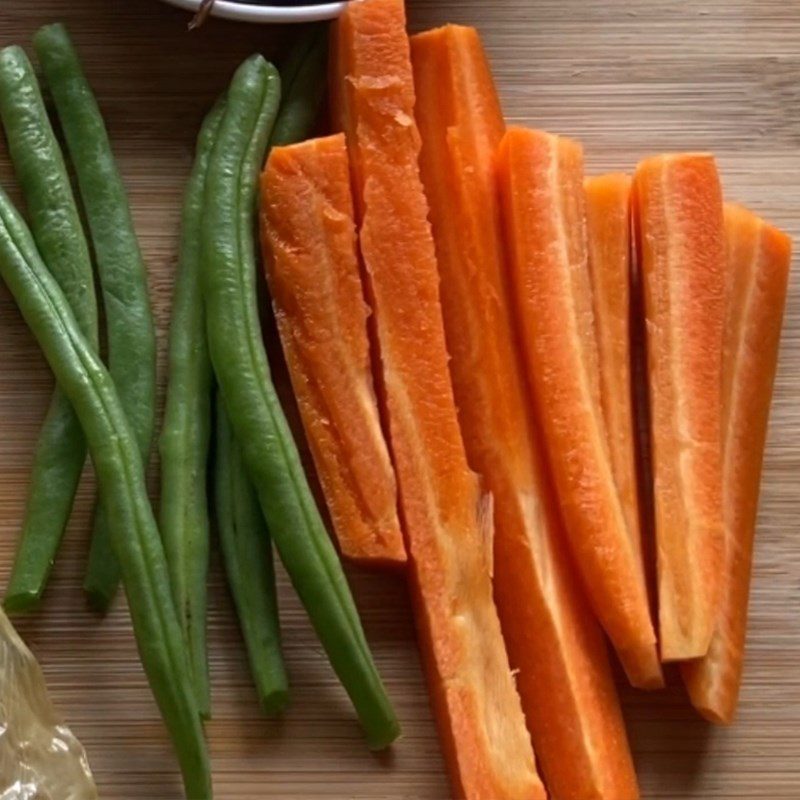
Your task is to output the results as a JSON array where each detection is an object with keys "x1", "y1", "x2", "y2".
[{"x1": 0, "y1": 608, "x2": 96, "y2": 800}]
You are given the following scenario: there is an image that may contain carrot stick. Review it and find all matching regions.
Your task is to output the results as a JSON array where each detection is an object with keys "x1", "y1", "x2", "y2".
[
  {"x1": 260, "y1": 134, "x2": 405, "y2": 566},
  {"x1": 681, "y1": 204, "x2": 791, "y2": 721},
  {"x1": 498, "y1": 127, "x2": 659, "y2": 681},
  {"x1": 585, "y1": 173, "x2": 664, "y2": 689},
  {"x1": 633, "y1": 154, "x2": 726, "y2": 661},
  {"x1": 333, "y1": 4, "x2": 543, "y2": 798},
  {"x1": 412, "y1": 26, "x2": 640, "y2": 799}
]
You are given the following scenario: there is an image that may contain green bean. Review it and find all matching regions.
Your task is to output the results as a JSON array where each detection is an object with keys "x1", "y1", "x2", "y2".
[
  {"x1": 157, "y1": 102, "x2": 224, "y2": 719},
  {"x1": 33, "y1": 23, "x2": 157, "y2": 611},
  {"x1": 0, "y1": 187, "x2": 211, "y2": 800},
  {"x1": 270, "y1": 26, "x2": 328, "y2": 147},
  {"x1": 0, "y1": 46, "x2": 99, "y2": 612},
  {"x1": 201, "y1": 53, "x2": 399, "y2": 750},
  {"x1": 206, "y1": 33, "x2": 327, "y2": 715},
  {"x1": 214, "y1": 393, "x2": 288, "y2": 715}
]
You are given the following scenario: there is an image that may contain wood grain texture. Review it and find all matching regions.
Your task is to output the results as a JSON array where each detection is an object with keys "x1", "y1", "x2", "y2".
[{"x1": 0, "y1": 0, "x2": 797, "y2": 797}]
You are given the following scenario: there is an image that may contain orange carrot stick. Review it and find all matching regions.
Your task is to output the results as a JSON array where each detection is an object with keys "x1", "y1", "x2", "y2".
[
  {"x1": 633, "y1": 154, "x2": 726, "y2": 661},
  {"x1": 681, "y1": 204, "x2": 791, "y2": 722},
  {"x1": 412, "y1": 26, "x2": 639, "y2": 799},
  {"x1": 332, "y1": 3, "x2": 543, "y2": 798},
  {"x1": 585, "y1": 173, "x2": 664, "y2": 689},
  {"x1": 260, "y1": 134, "x2": 406, "y2": 566},
  {"x1": 498, "y1": 127, "x2": 658, "y2": 682}
]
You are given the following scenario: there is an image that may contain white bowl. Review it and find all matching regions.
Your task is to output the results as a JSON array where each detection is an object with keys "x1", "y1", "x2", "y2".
[{"x1": 162, "y1": 0, "x2": 347, "y2": 24}]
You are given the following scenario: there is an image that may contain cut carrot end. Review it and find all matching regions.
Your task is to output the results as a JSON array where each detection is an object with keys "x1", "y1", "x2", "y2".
[
  {"x1": 334, "y1": 3, "x2": 543, "y2": 797},
  {"x1": 633, "y1": 153, "x2": 726, "y2": 662},
  {"x1": 618, "y1": 644, "x2": 666, "y2": 691}
]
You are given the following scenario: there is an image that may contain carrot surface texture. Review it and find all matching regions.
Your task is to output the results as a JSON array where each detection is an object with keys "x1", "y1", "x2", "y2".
[
  {"x1": 682, "y1": 204, "x2": 791, "y2": 722},
  {"x1": 497, "y1": 127, "x2": 659, "y2": 686},
  {"x1": 260, "y1": 134, "x2": 405, "y2": 567},
  {"x1": 412, "y1": 25, "x2": 639, "y2": 799},
  {"x1": 633, "y1": 153, "x2": 726, "y2": 661},
  {"x1": 585, "y1": 173, "x2": 664, "y2": 689},
  {"x1": 332, "y1": 2, "x2": 543, "y2": 798}
]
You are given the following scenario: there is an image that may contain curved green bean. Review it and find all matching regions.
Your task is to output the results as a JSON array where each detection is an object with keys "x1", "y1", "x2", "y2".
[
  {"x1": 158, "y1": 101, "x2": 225, "y2": 719},
  {"x1": 201, "y1": 53, "x2": 399, "y2": 750},
  {"x1": 0, "y1": 46, "x2": 99, "y2": 612},
  {"x1": 270, "y1": 26, "x2": 328, "y2": 147},
  {"x1": 208, "y1": 34, "x2": 327, "y2": 715},
  {"x1": 0, "y1": 187, "x2": 210, "y2": 800},
  {"x1": 33, "y1": 23, "x2": 157, "y2": 611},
  {"x1": 214, "y1": 394, "x2": 288, "y2": 716}
]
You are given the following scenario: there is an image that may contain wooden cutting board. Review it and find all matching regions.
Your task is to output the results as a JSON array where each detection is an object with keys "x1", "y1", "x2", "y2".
[{"x1": 1, "y1": 1, "x2": 797, "y2": 797}]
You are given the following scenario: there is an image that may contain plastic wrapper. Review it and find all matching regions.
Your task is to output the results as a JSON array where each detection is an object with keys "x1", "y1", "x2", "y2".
[{"x1": 0, "y1": 607, "x2": 96, "y2": 800}]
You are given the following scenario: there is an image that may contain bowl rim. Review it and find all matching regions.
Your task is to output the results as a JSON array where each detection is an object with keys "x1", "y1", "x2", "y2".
[{"x1": 161, "y1": 0, "x2": 347, "y2": 24}]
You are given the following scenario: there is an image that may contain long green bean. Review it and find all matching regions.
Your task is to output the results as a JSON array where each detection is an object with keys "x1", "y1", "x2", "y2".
[
  {"x1": 201, "y1": 53, "x2": 399, "y2": 750},
  {"x1": 0, "y1": 46, "x2": 99, "y2": 612},
  {"x1": 214, "y1": 394, "x2": 288, "y2": 715},
  {"x1": 0, "y1": 187, "x2": 210, "y2": 800},
  {"x1": 33, "y1": 23, "x2": 157, "y2": 612},
  {"x1": 208, "y1": 31, "x2": 328, "y2": 718},
  {"x1": 157, "y1": 102, "x2": 225, "y2": 719}
]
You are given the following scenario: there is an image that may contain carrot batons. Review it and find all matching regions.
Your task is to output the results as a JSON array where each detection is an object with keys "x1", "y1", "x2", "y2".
[
  {"x1": 585, "y1": 174, "x2": 664, "y2": 689},
  {"x1": 260, "y1": 134, "x2": 405, "y2": 566},
  {"x1": 682, "y1": 205, "x2": 791, "y2": 722},
  {"x1": 333, "y1": 3, "x2": 543, "y2": 798},
  {"x1": 412, "y1": 26, "x2": 639, "y2": 799},
  {"x1": 498, "y1": 128, "x2": 658, "y2": 686},
  {"x1": 585, "y1": 176, "x2": 640, "y2": 563},
  {"x1": 633, "y1": 154, "x2": 726, "y2": 661}
]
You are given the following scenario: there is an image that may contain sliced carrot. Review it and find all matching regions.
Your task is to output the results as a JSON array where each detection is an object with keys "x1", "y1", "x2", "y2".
[
  {"x1": 498, "y1": 127, "x2": 658, "y2": 684},
  {"x1": 332, "y1": 3, "x2": 543, "y2": 798},
  {"x1": 633, "y1": 154, "x2": 726, "y2": 661},
  {"x1": 630, "y1": 223, "x2": 660, "y2": 643},
  {"x1": 260, "y1": 134, "x2": 405, "y2": 566},
  {"x1": 412, "y1": 26, "x2": 639, "y2": 799},
  {"x1": 585, "y1": 176, "x2": 639, "y2": 556},
  {"x1": 585, "y1": 173, "x2": 664, "y2": 689},
  {"x1": 681, "y1": 204, "x2": 791, "y2": 722}
]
